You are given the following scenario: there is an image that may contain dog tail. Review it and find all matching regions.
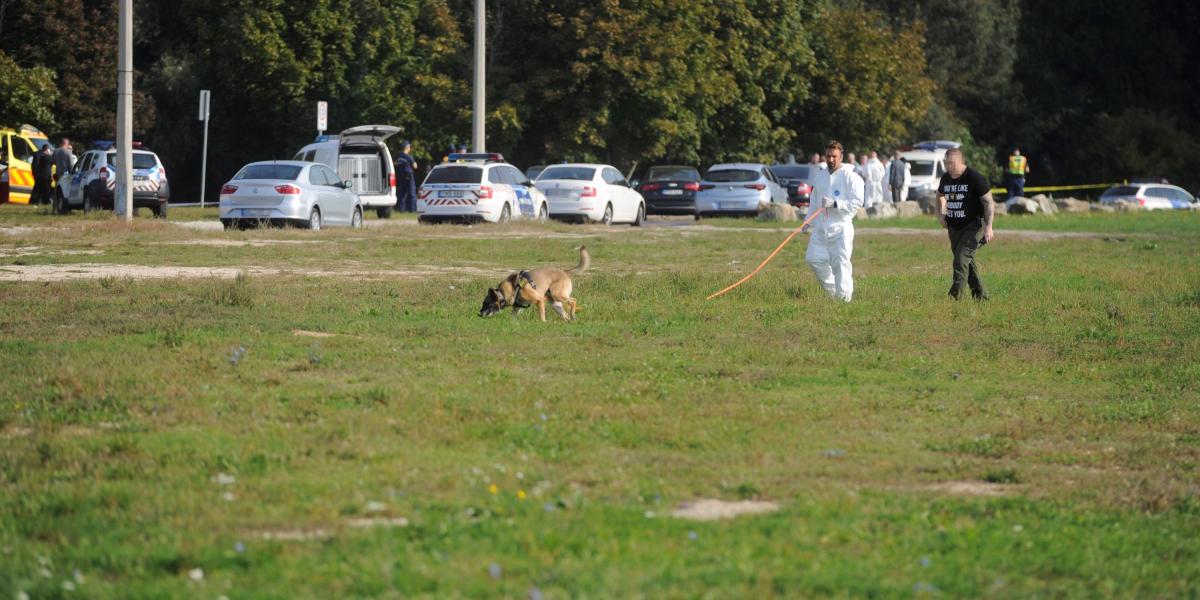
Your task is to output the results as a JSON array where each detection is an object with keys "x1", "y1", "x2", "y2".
[{"x1": 569, "y1": 245, "x2": 590, "y2": 274}]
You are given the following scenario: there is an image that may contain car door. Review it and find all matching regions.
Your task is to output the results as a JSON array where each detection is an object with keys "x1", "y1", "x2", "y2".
[
  {"x1": 487, "y1": 167, "x2": 515, "y2": 217},
  {"x1": 601, "y1": 168, "x2": 628, "y2": 221},
  {"x1": 764, "y1": 167, "x2": 786, "y2": 203},
  {"x1": 505, "y1": 166, "x2": 535, "y2": 219},
  {"x1": 1144, "y1": 187, "x2": 1173, "y2": 210},
  {"x1": 323, "y1": 165, "x2": 354, "y2": 223},
  {"x1": 308, "y1": 166, "x2": 339, "y2": 223},
  {"x1": 613, "y1": 169, "x2": 639, "y2": 220}
]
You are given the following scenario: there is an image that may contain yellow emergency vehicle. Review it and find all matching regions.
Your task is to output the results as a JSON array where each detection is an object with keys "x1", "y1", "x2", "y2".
[{"x1": 0, "y1": 125, "x2": 53, "y2": 204}]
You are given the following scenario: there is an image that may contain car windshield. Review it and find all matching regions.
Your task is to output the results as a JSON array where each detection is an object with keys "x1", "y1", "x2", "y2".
[
  {"x1": 425, "y1": 166, "x2": 483, "y2": 184},
  {"x1": 705, "y1": 169, "x2": 759, "y2": 183},
  {"x1": 772, "y1": 165, "x2": 811, "y2": 180},
  {"x1": 525, "y1": 166, "x2": 545, "y2": 180},
  {"x1": 30, "y1": 138, "x2": 53, "y2": 152},
  {"x1": 1102, "y1": 186, "x2": 1139, "y2": 197},
  {"x1": 234, "y1": 164, "x2": 302, "y2": 181},
  {"x1": 106, "y1": 153, "x2": 159, "y2": 169},
  {"x1": 907, "y1": 160, "x2": 935, "y2": 177},
  {"x1": 538, "y1": 166, "x2": 596, "y2": 181},
  {"x1": 647, "y1": 167, "x2": 700, "y2": 182}
]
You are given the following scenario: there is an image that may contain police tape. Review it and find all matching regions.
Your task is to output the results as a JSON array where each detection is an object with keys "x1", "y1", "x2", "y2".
[{"x1": 987, "y1": 183, "x2": 1121, "y2": 195}]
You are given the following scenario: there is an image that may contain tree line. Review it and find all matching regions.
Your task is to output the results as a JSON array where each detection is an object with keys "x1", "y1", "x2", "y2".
[{"x1": 1, "y1": 0, "x2": 1197, "y2": 202}]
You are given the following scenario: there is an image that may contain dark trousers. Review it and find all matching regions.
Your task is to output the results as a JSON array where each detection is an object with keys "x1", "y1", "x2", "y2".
[
  {"x1": 1006, "y1": 175, "x2": 1025, "y2": 200},
  {"x1": 396, "y1": 180, "x2": 416, "y2": 212},
  {"x1": 31, "y1": 177, "x2": 52, "y2": 205},
  {"x1": 890, "y1": 183, "x2": 904, "y2": 203},
  {"x1": 948, "y1": 224, "x2": 987, "y2": 300}
]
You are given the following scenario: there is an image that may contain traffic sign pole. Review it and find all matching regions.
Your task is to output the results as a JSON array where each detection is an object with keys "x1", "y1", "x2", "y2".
[
  {"x1": 199, "y1": 90, "x2": 211, "y2": 209},
  {"x1": 317, "y1": 101, "x2": 328, "y2": 138}
]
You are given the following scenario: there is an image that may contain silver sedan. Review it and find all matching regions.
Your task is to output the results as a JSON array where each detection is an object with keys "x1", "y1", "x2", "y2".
[{"x1": 219, "y1": 161, "x2": 363, "y2": 230}]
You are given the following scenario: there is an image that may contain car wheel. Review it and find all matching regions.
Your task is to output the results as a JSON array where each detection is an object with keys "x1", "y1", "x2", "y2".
[
  {"x1": 632, "y1": 203, "x2": 645, "y2": 227},
  {"x1": 153, "y1": 202, "x2": 168, "y2": 219},
  {"x1": 221, "y1": 219, "x2": 235, "y2": 230},
  {"x1": 54, "y1": 189, "x2": 70, "y2": 215},
  {"x1": 351, "y1": 207, "x2": 363, "y2": 228},
  {"x1": 418, "y1": 216, "x2": 433, "y2": 225},
  {"x1": 694, "y1": 213, "x2": 702, "y2": 221},
  {"x1": 498, "y1": 204, "x2": 511, "y2": 223},
  {"x1": 537, "y1": 203, "x2": 548, "y2": 223},
  {"x1": 601, "y1": 203, "x2": 613, "y2": 226},
  {"x1": 376, "y1": 206, "x2": 393, "y2": 219},
  {"x1": 307, "y1": 207, "x2": 322, "y2": 231}
]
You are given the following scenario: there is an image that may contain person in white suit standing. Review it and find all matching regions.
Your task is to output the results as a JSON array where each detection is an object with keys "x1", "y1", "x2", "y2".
[
  {"x1": 865, "y1": 151, "x2": 885, "y2": 207},
  {"x1": 803, "y1": 140, "x2": 865, "y2": 302}
]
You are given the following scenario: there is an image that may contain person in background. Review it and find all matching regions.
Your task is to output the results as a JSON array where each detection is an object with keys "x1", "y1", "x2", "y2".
[
  {"x1": 1005, "y1": 146, "x2": 1030, "y2": 199},
  {"x1": 30, "y1": 144, "x2": 54, "y2": 205},
  {"x1": 886, "y1": 150, "x2": 906, "y2": 204},
  {"x1": 394, "y1": 140, "x2": 418, "y2": 213},
  {"x1": 865, "y1": 151, "x2": 885, "y2": 208},
  {"x1": 52, "y1": 137, "x2": 74, "y2": 181}
]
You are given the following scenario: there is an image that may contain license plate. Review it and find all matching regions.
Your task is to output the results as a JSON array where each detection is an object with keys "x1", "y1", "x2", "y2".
[
  {"x1": 663, "y1": 189, "x2": 683, "y2": 196},
  {"x1": 134, "y1": 176, "x2": 148, "y2": 181},
  {"x1": 439, "y1": 190, "x2": 464, "y2": 198},
  {"x1": 548, "y1": 189, "x2": 571, "y2": 198},
  {"x1": 243, "y1": 209, "x2": 271, "y2": 217},
  {"x1": 719, "y1": 202, "x2": 742, "y2": 210}
]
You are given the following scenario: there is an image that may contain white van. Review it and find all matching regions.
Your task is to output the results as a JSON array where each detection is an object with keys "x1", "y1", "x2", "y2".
[
  {"x1": 900, "y1": 148, "x2": 949, "y2": 203},
  {"x1": 294, "y1": 125, "x2": 400, "y2": 218}
]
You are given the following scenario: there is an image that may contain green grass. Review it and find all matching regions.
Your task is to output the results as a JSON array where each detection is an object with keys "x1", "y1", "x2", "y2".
[{"x1": 1, "y1": 206, "x2": 1198, "y2": 597}]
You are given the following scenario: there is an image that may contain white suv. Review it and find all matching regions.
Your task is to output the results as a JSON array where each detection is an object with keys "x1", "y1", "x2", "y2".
[
  {"x1": 1100, "y1": 183, "x2": 1197, "y2": 210},
  {"x1": 54, "y1": 143, "x2": 170, "y2": 217},
  {"x1": 418, "y1": 154, "x2": 548, "y2": 224}
]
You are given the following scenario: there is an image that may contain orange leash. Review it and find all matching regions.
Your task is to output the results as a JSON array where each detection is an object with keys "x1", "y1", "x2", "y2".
[{"x1": 706, "y1": 207, "x2": 826, "y2": 301}]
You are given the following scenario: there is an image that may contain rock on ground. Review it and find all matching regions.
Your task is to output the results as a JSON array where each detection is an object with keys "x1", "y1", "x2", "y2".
[
  {"x1": 757, "y1": 202, "x2": 798, "y2": 222},
  {"x1": 1007, "y1": 197, "x2": 1039, "y2": 215},
  {"x1": 1055, "y1": 197, "x2": 1091, "y2": 213},
  {"x1": 866, "y1": 203, "x2": 899, "y2": 219},
  {"x1": 895, "y1": 201, "x2": 923, "y2": 218},
  {"x1": 1032, "y1": 194, "x2": 1058, "y2": 215},
  {"x1": 1091, "y1": 203, "x2": 1117, "y2": 213}
]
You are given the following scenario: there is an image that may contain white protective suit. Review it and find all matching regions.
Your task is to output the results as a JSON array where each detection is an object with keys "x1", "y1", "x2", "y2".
[
  {"x1": 805, "y1": 163, "x2": 865, "y2": 302},
  {"x1": 865, "y1": 158, "x2": 885, "y2": 207}
]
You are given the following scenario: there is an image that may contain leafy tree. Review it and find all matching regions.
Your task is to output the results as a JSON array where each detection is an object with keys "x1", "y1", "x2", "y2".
[
  {"x1": 0, "y1": 50, "x2": 57, "y2": 127},
  {"x1": 795, "y1": 6, "x2": 934, "y2": 154}
]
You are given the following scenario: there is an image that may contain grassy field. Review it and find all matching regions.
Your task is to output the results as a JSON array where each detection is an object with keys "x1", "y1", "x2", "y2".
[{"x1": 1, "y1": 204, "x2": 1198, "y2": 597}]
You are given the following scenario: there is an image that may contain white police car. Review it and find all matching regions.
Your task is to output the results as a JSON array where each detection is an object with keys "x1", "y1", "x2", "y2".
[
  {"x1": 54, "y1": 142, "x2": 170, "y2": 217},
  {"x1": 417, "y1": 153, "x2": 548, "y2": 224}
]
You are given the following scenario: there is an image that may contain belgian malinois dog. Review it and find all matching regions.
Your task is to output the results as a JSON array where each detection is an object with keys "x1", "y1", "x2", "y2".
[{"x1": 479, "y1": 246, "x2": 590, "y2": 321}]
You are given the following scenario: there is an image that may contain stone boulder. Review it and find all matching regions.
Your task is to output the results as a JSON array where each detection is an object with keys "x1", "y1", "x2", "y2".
[
  {"x1": 1032, "y1": 194, "x2": 1058, "y2": 215},
  {"x1": 1006, "y1": 196, "x2": 1039, "y2": 215},
  {"x1": 1054, "y1": 197, "x2": 1091, "y2": 213},
  {"x1": 866, "y1": 203, "x2": 899, "y2": 219},
  {"x1": 1090, "y1": 203, "x2": 1117, "y2": 213},
  {"x1": 757, "y1": 202, "x2": 798, "y2": 222},
  {"x1": 1115, "y1": 200, "x2": 1142, "y2": 213},
  {"x1": 914, "y1": 194, "x2": 939, "y2": 214},
  {"x1": 993, "y1": 201, "x2": 1008, "y2": 216},
  {"x1": 894, "y1": 201, "x2": 923, "y2": 218}
]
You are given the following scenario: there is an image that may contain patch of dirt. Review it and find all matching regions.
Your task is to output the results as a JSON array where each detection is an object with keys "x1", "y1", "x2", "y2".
[
  {"x1": 346, "y1": 517, "x2": 409, "y2": 529},
  {"x1": 0, "y1": 246, "x2": 102, "y2": 258},
  {"x1": 671, "y1": 498, "x2": 780, "y2": 521},
  {"x1": 162, "y1": 239, "x2": 321, "y2": 247},
  {"x1": 256, "y1": 529, "x2": 332, "y2": 542},
  {"x1": 922, "y1": 481, "x2": 1015, "y2": 497},
  {"x1": 292, "y1": 330, "x2": 336, "y2": 338},
  {"x1": 0, "y1": 262, "x2": 503, "y2": 282}
]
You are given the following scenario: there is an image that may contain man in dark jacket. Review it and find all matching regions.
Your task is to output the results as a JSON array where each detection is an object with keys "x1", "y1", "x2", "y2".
[
  {"x1": 30, "y1": 144, "x2": 54, "y2": 205},
  {"x1": 394, "y1": 141, "x2": 418, "y2": 213}
]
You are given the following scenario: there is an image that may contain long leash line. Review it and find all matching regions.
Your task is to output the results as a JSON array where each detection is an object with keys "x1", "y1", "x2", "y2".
[{"x1": 705, "y1": 206, "x2": 827, "y2": 301}]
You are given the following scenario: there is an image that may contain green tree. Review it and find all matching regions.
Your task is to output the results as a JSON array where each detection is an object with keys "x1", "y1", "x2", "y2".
[
  {"x1": 0, "y1": 50, "x2": 57, "y2": 127},
  {"x1": 795, "y1": 6, "x2": 934, "y2": 153}
]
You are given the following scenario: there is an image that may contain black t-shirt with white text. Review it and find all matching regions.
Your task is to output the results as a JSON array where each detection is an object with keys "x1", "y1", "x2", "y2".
[{"x1": 939, "y1": 167, "x2": 990, "y2": 229}]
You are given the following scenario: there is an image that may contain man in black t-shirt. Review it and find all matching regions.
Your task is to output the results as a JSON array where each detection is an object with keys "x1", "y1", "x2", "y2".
[{"x1": 937, "y1": 148, "x2": 994, "y2": 300}]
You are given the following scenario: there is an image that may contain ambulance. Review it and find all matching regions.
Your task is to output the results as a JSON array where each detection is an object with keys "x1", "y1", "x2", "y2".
[{"x1": 0, "y1": 125, "x2": 53, "y2": 204}]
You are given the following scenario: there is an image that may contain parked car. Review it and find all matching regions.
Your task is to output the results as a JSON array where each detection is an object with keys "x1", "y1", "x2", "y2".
[
  {"x1": 1099, "y1": 183, "x2": 1196, "y2": 210},
  {"x1": 899, "y1": 148, "x2": 948, "y2": 203},
  {"x1": 536, "y1": 163, "x2": 645, "y2": 225},
  {"x1": 694, "y1": 163, "x2": 786, "y2": 219},
  {"x1": 771, "y1": 163, "x2": 816, "y2": 208},
  {"x1": 637, "y1": 165, "x2": 700, "y2": 215},
  {"x1": 294, "y1": 125, "x2": 400, "y2": 219},
  {"x1": 525, "y1": 165, "x2": 547, "y2": 181},
  {"x1": 54, "y1": 142, "x2": 170, "y2": 217},
  {"x1": 0, "y1": 125, "x2": 51, "y2": 205},
  {"x1": 219, "y1": 161, "x2": 362, "y2": 230},
  {"x1": 418, "y1": 153, "x2": 548, "y2": 224}
]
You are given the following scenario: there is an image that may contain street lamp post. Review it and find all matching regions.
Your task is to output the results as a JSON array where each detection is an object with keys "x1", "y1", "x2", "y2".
[
  {"x1": 115, "y1": 0, "x2": 133, "y2": 222},
  {"x1": 472, "y1": 0, "x2": 485, "y2": 153}
]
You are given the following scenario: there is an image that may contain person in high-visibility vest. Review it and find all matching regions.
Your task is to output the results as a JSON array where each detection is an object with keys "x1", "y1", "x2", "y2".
[{"x1": 1005, "y1": 147, "x2": 1030, "y2": 199}]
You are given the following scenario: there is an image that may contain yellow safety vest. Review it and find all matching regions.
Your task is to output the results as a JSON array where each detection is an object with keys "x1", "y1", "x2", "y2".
[{"x1": 1008, "y1": 155, "x2": 1028, "y2": 175}]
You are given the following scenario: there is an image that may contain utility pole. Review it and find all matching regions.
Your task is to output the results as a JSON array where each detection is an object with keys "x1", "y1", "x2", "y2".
[
  {"x1": 115, "y1": 0, "x2": 133, "y2": 222},
  {"x1": 198, "y1": 90, "x2": 211, "y2": 209},
  {"x1": 472, "y1": 0, "x2": 485, "y2": 153}
]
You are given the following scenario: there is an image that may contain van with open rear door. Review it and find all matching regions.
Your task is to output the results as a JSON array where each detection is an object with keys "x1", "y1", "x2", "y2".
[{"x1": 294, "y1": 125, "x2": 401, "y2": 218}]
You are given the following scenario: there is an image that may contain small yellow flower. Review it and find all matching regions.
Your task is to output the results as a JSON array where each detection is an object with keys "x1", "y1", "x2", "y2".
[
  {"x1": 488, "y1": 483, "x2": 498, "y2": 495},
  {"x1": 517, "y1": 489, "x2": 527, "y2": 500}
]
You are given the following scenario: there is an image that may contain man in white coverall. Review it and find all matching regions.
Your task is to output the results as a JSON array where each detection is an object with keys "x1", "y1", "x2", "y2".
[
  {"x1": 804, "y1": 140, "x2": 865, "y2": 302},
  {"x1": 865, "y1": 151, "x2": 886, "y2": 207}
]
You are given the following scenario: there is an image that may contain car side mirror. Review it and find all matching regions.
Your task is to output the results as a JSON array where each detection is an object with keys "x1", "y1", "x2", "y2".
[
  {"x1": 630, "y1": 179, "x2": 640, "y2": 189},
  {"x1": 342, "y1": 180, "x2": 353, "y2": 189}
]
